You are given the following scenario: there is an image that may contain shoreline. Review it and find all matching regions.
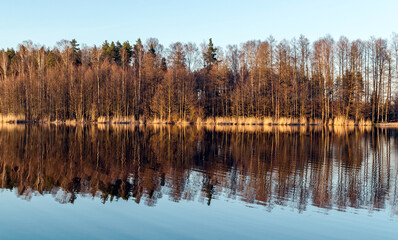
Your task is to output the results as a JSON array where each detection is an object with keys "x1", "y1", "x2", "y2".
[
  {"x1": 375, "y1": 122, "x2": 398, "y2": 128},
  {"x1": 1, "y1": 120, "x2": 389, "y2": 127},
  {"x1": 3, "y1": 114, "x2": 395, "y2": 127}
]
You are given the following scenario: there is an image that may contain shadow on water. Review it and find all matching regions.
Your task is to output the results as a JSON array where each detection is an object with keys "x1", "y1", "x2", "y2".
[{"x1": 0, "y1": 124, "x2": 397, "y2": 215}]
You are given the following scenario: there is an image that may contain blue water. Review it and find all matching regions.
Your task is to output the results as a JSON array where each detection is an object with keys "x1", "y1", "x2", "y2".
[{"x1": 0, "y1": 125, "x2": 396, "y2": 239}]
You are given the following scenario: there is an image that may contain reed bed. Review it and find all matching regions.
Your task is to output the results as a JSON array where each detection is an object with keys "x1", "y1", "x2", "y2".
[
  {"x1": 332, "y1": 116, "x2": 355, "y2": 126},
  {"x1": 97, "y1": 115, "x2": 142, "y2": 124},
  {"x1": 0, "y1": 114, "x2": 25, "y2": 123},
  {"x1": 201, "y1": 124, "x2": 319, "y2": 133},
  {"x1": 0, "y1": 114, "x2": 378, "y2": 127},
  {"x1": 331, "y1": 116, "x2": 372, "y2": 126},
  {"x1": 308, "y1": 118, "x2": 323, "y2": 125},
  {"x1": 377, "y1": 122, "x2": 398, "y2": 128},
  {"x1": 197, "y1": 116, "x2": 309, "y2": 126},
  {"x1": 358, "y1": 119, "x2": 372, "y2": 126}
]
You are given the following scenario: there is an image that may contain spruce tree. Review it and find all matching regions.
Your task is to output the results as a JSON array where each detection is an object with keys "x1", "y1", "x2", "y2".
[{"x1": 203, "y1": 38, "x2": 217, "y2": 67}]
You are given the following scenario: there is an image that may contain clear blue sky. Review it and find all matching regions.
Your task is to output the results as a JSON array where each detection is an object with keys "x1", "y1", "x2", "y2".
[{"x1": 0, "y1": 0, "x2": 397, "y2": 49}]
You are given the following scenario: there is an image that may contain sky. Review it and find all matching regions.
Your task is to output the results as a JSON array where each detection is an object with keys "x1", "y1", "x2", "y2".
[{"x1": 0, "y1": 0, "x2": 397, "y2": 50}]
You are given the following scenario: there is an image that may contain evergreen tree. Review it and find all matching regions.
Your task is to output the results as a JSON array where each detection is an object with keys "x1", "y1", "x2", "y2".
[
  {"x1": 70, "y1": 39, "x2": 81, "y2": 66},
  {"x1": 203, "y1": 38, "x2": 217, "y2": 67},
  {"x1": 120, "y1": 41, "x2": 133, "y2": 67},
  {"x1": 102, "y1": 41, "x2": 121, "y2": 64}
]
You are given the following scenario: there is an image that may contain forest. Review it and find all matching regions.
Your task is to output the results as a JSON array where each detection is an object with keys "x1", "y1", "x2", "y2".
[{"x1": 0, "y1": 35, "x2": 397, "y2": 125}]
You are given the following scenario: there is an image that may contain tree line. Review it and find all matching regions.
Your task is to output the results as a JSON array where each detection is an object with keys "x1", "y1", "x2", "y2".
[{"x1": 0, "y1": 34, "x2": 397, "y2": 124}]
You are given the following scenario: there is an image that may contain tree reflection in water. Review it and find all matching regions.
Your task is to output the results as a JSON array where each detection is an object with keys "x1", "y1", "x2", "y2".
[{"x1": 0, "y1": 124, "x2": 397, "y2": 215}]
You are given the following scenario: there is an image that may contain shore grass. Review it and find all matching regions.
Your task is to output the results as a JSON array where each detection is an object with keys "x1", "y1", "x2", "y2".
[
  {"x1": 0, "y1": 114, "x2": 25, "y2": 123},
  {"x1": 0, "y1": 114, "x2": 384, "y2": 127},
  {"x1": 194, "y1": 117, "x2": 308, "y2": 126},
  {"x1": 376, "y1": 122, "x2": 398, "y2": 128}
]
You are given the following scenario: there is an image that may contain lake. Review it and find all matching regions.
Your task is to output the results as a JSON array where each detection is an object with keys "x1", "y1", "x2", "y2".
[{"x1": 0, "y1": 124, "x2": 397, "y2": 239}]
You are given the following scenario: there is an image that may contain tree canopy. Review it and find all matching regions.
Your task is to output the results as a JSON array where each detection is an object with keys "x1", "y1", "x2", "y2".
[{"x1": 0, "y1": 35, "x2": 397, "y2": 124}]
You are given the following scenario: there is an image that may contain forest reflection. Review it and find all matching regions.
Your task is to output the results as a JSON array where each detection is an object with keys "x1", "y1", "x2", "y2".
[{"x1": 0, "y1": 124, "x2": 397, "y2": 215}]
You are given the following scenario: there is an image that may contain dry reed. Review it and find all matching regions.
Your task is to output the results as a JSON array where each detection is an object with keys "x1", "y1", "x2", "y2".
[{"x1": 0, "y1": 114, "x2": 25, "y2": 123}]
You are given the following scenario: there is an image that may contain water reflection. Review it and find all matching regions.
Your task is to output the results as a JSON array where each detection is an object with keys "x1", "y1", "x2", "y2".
[{"x1": 0, "y1": 124, "x2": 397, "y2": 216}]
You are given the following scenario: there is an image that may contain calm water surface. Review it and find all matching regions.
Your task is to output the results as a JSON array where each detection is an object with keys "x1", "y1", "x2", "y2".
[{"x1": 0, "y1": 125, "x2": 397, "y2": 239}]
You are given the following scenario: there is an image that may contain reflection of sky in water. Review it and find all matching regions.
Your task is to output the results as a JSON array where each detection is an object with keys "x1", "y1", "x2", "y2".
[{"x1": 0, "y1": 188, "x2": 397, "y2": 240}]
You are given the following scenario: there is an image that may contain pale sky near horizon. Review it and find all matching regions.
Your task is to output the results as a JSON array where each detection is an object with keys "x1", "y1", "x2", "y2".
[{"x1": 0, "y1": 0, "x2": 397, "y2": 50}]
